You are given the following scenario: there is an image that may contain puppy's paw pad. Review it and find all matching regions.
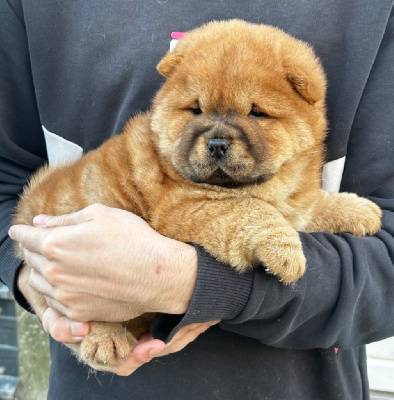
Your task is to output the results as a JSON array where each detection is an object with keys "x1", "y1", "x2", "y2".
[{"x1": 80, "y1": 331, "x2": 137, "y2": 366}]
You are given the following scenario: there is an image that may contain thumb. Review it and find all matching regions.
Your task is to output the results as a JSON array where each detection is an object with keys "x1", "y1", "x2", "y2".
[
  {"x1": 33, "y1": 209, "x2": 88, "y2": 228},
  {"x1": 42, "y1": 308, "x2": 90, "y2": 344}
]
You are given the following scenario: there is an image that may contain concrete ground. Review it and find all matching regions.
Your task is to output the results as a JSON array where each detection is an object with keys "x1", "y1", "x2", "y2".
[{"x1": 15, "y1": 306, "x2": 50, "y2": 400}]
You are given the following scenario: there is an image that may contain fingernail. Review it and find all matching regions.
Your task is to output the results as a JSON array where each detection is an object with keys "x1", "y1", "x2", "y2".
[
  {"x1": 72, "y1": 337, "x2": 85, "y2": 342},
  {"x1": 70, "y1": 321, "x2": 89, "y2": 337},
  {"x1": 33, "y1": 215, "x2": 48, "y2": 227}
]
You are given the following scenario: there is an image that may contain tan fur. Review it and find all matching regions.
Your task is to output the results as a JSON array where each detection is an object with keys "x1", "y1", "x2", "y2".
[{"x1": 13, "y1": 20, "x2": 381, "y2": 369}]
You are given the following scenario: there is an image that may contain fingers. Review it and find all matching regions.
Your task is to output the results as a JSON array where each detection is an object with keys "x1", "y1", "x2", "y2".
[
  {"x1": 33, "y1": 203, "x2": 111, "y2": 228},
  {"x1": 42, "y1": 308, "x2": 90, "y2": 344},
  {"x1": 131, "y1": 339, "x2": 166, "y2": 363},
  {"x1": 8, "y1": 204, "x2": 102, "y2": 251},
  {"x1": 28, "y1": 269, "x2": 70, "y2": 316},
  {"x1": 33, "y1": 208, "x2": 90, "y2": 228},
  {"x1": 157, "y1": 320, "x2": 220, "y2": 356},
  {"x1": 17, "y1": 264, "x2": 48, "y2": 319},
  {"x1": 95, "y1": 338, "x2": 166, "y2": 376},
  {"x1": 29, "y1": 268, "x2": 54, "y2": 297},
  {"x1": 27, "y1": 262, "x2": 79, "y2": 319},
  {"x1": 22, "y1": 246, "x2": 49, "y2": 276},
  {"x1": 18, "y1": 266, "x2": 89, "y2": 345},
  {"x1": 137, "y1": 332, "x2": 155, "y2": 344},
  {"x1": 8, "y1": 225, "x2": 48, "y2": 254}
]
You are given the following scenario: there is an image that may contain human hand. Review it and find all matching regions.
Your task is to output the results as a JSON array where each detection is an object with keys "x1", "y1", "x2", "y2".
[
  {"x1": 36, "y1": 314, "x2": 218, "y2": 376},
  {"x1": 17, "y1": 264, "x2": 90, "y2": 343},
  {"x1": 9, "y1": 204, "x2": 198, "y2": 322},
  {"x1": 96, "y1": 320, "x2": 220, "y2": 376},
  {"x1": 19, "y1": 264, "x2": 217, "y2": 375},
  {"x1": 18, "y1": 266, "x2": 166, "y2": 371}
]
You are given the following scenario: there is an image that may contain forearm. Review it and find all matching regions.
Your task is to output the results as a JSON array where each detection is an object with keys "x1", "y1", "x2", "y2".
[
  {"x1": 0, "y1": 1, "x2": 46, "y2": 309},
  {"x1": 0, "y1": 200, "x2": 31, "y2": 310},
  {"x1": 230, "y1": 202, "x2": 394, "y2": 349},
  {"x1": 154, "y1": 200, "x2": 394, "y2": 348}
]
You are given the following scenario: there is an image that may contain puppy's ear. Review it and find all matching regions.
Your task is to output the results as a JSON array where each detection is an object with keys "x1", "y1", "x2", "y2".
[
  {"x1": 286, "y1": 65, "x2": 325, "y2": 105},
  {"x1": 283, "y1": 40, "x2": 326, "y2": 105},
  {"x1": 157, "y1": 53, "x2": 183, "y2": 78}
]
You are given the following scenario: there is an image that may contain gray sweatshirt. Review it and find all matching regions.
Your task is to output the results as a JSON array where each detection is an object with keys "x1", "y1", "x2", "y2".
[{"x1": 1, "y1": 1, "x2": 394, "y2": 399}]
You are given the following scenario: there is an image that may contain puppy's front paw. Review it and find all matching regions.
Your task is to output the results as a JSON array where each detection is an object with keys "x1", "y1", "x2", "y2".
[
  {"x1": 79, "y1": 322, "x2": 137, "y2": 367},
  {"x1": 347, "y1": 197, "x2": 382, "y2": 236},
  {"x1": 256, "y1": 235, "x2": 306, "y2": 284}
]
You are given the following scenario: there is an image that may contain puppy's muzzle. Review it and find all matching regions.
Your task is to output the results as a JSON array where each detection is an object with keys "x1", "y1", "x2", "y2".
[{"x1": 207, "y1": 138, "x2": 229, "y2": 160}]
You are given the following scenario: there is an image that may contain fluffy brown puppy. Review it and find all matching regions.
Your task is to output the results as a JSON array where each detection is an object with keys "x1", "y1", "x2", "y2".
[{"x1": 13, "y1": 20, "x2": 381, "y2": 369}]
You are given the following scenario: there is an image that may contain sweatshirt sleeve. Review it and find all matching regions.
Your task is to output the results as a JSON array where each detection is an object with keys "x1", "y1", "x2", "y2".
[
  {"x1": 153, "y1": 8, "x2": 394, "y2": 349},
  {"x1": 0, "y1": 0, "x2": 47, "y2": 309}
]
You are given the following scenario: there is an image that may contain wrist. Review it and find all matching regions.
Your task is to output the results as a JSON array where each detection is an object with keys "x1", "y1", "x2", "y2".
[{"x1": 158, "y1": 238, "x2": 197, "y2": 315}]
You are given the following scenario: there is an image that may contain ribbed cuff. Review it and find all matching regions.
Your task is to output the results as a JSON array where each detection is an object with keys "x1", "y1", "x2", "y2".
[
  {"x1": 152, "y1": 244, "x2": 253, "y2": 342},
  {"x1": 0, "y1": 235, "x2": 31, "y2": 311}
]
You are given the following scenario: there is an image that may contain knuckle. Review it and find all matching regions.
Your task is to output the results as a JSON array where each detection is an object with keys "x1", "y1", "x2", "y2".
[
  {"x1": 28, "y1": 269, "x2": 38, "y2": 288},
  {"x1": 53, "y1": 288, "x2": 67, "y2": 304},
  {"x1": 84, "y1": 203, "x2": 104, "y2": 217},
  {"x1": 170, "y1": 343, "x2": 182, "y2": 353},
  {"x1": 50, "y1": 215, "x2": 68, "y2": 227},
  {"x1": 23, "y1": 249, "x2": 33, "y2": 266},
  {"x1": 41, "y1": 233, "x2": 60, "y2": 259},
  {"x1": 44, "y1": 263, "x2": 60, "y2": 284},
  {"x1": 45, "y1": 296, "x2": 57, "y2": 310},
  {"x1": 66, "y1": 309, "x2": 80, "y2": 322}
]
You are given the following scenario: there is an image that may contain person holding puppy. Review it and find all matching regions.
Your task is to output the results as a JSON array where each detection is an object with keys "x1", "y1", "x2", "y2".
[{"x1": 1, "y1": 1, "x2": 394, "y2": 399}]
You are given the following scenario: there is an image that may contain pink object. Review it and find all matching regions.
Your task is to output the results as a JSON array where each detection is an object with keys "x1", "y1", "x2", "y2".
[
  {"x1": 335, "y1": 348, "x2": 339, "y2": 354},
  {"x1": 171, "y1": 32, "x2": 186, "y2": 39}
]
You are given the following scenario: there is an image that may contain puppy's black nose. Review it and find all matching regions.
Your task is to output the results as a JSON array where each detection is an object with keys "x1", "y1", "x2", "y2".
[{"x1": 207, "y1": 138, "x2": 229, "y2": 160}]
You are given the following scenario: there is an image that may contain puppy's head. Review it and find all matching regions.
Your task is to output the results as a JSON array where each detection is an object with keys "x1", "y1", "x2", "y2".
[{"x1": 151, "y1": 20, "x2": 327, "y2": 188}]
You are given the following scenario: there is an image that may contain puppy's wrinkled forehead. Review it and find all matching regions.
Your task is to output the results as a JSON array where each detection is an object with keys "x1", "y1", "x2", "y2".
[
  {"x1": 157, "y1": 19, "x2": 326, "y2": 109},
  {"x1": 187, "y1": 45, "x2": 285, "y2": 108}
]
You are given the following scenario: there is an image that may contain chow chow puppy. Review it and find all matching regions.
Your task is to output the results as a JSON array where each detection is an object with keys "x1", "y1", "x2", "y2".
[{"x1": 13, "y1": 20, "x2": 381, "y2": 369}]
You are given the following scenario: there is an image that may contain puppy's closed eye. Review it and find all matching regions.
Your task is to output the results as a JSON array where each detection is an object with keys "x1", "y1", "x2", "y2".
[
  {"x1": 190, "y1": 106, "x2": 203, "y2": 115},
  {"x1": 248, "y1": 106, "x2": 270, "y2": 119}
]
